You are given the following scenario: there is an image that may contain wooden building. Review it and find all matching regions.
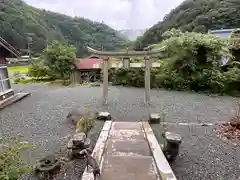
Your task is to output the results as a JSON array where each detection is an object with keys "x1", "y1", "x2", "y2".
[
  {"x1": 0, "y1": 36, "x2": 21, "y2": 101},
  {"x1": 71, "y1": 56, "x2": 103, "y2": 84}
]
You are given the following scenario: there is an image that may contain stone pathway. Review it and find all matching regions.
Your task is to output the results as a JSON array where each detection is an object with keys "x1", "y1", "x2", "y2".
[{"x1": 82, "y1": 121, "x2": 176, "y2": 180}]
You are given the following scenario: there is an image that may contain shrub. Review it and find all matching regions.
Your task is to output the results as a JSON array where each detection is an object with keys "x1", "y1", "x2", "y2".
[
  {"x1": 111, "y1": 30, "x2": 239, "y2": 96},
  {"x1": 76, "y1": 116, "x2": 95, "y2": 135},
  {"x1": 62, "y1": 80, "x2": 72, "y2": 86},
  {"x1": 27, "y1": 58, "x2": 50, "y2": 79},
  {"x1": 0, "y1": 137, "x2": 32, "y2": 180},
  {"x1": 44, "y1": 41, "x2": 76, "y2": 80}
]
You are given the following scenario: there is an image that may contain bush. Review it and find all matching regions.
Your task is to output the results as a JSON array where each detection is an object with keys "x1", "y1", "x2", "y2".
[
  {"x1": 112, "y1": 68, "x2": 145, "y2": 87},
  {"x1": 76, "y1": 116, "x2": 95, "y2": 135},
  {"x1": 27, "y1": 58, "x2": 50, "y2": 79},
  {"x1": 62, "y1": 80, "x2": 72, "y2": 86},
  {"x1": 44, "y1": 41, "x2": 76, "y2": 80},
  {"x1": 0, "y1": 137, "x2": 32, "y2": 180},
  {"x1": 111, "y1": 30, "x2": 239, "y2": 96}
]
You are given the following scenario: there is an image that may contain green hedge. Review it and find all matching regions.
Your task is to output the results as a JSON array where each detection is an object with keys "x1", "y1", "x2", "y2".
[
  {"x1": 112, "y1": 67, "x2": 240, "y2": 96},
  {"x1": 112, "y1": 68, "x2": 157, "y2": 88}
]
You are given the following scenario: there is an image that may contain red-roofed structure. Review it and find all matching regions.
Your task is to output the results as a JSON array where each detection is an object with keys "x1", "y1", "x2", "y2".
[
  {"x1": 74, "y1": 56, "x2": 103, "y2": 69},
  {"x1": 71, "y1": 56, "x2": 103, "y2": 84}
]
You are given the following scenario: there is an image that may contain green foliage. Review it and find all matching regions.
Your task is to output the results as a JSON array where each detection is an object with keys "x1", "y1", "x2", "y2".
[
  {"x1": 113, "y1": 30, "x2": 240, "y2": 96},
  {"x1": 229, "y1": 29, "x2": 240, "y2": 64},
  {"x1": 135, "y1": 0, "x2": 240, "y2": 49},
  {"x1": 12, "y1": 71, "x2": 26, "y2": 84},
  {"x1": 0, "y1": 137, "x2": 32, "y2": 180},
  {"x1": 0, "y1": 0, "x2": 126, "y2": 57},
  {"x1": 130, "y1": 58, "x2": 143, "y2": 63},
  {"x1": 27, "y1": 57, "x2": 50, "y2": 79},
  {"x1": 112, "y1": 68, "x2": 157, "y2": 88},
  {"x1": 27, "y1": 41, "x2": 76, "y2": 84},
  {"x1": 43, "y1": 41, "x2": 76, "y2": 79},
  {"x1": 157, "y1": 29, "x2": 230, "y2": 74},
  {"x1": 76, "y1": 108, "x2": 95, "y2": 135}
]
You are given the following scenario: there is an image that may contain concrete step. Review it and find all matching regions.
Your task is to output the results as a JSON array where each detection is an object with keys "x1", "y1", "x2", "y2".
[
  {"x1": 109, "y1": 122, "x2": 146, "y2": 140},
  {"x1": 111, "y1": 122, "x2": 143, "y2": 131},
  {"x1": 101, "y1": 155, "x2": 158, "y2": 180},
  {"x1": 0, "y1": 92, "x2": 30, "y2": 110},
  {"x1": 106, "y1": 139, "x2": 151, "y2": 157}
]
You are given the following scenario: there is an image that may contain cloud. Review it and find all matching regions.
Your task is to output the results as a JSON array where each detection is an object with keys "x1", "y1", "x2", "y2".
[{"x1": 24, "y1": 0, "x2": 184, "y2": 30}]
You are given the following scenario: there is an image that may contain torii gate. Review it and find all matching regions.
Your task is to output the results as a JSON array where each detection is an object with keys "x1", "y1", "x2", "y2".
[{"x1": 87, "y1": 46, "x2": 165, "y2": 106}]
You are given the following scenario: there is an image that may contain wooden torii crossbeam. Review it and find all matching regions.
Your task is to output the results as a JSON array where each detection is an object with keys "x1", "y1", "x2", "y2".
[{"x1": 87, "y1": 46, "x2": 165, "y2": 106}]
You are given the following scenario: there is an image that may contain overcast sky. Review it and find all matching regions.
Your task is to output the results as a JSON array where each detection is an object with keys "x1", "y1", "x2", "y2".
[{"x1": 24, "y1": 0, "x2": 184, "y2": 30}]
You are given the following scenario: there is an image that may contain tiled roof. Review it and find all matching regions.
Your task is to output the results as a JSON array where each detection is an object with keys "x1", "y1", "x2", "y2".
[{"x1": 75, "y1": 56, "x2": 103, "y2": 69}]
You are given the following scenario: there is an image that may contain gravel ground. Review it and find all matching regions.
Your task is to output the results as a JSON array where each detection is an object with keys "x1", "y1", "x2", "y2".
[{"x1": 1, "y1": 83, "x2": 240, "y2": 180}]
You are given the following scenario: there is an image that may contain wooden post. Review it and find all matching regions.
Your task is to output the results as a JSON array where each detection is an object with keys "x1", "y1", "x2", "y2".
[
  {"x1": 123, "y1": 57, "x2": 130, "y2": 68},
  {"x1": 103, "y1": 57, "x2": 109, "y2": 105},
  {"x1": 144, "y1": 56, "x2": 151, "y2": 106}
]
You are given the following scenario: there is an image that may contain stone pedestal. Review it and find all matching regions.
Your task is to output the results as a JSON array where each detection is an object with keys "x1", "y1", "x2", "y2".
[
  {"x1": 162, "y1": 132, "x2": 182, "y2": 161},
  {"x1": 96, "y1": 112, "x2": 111, "y2": 121},
  {"x1": 35, "y1": 155, "x2": 61, "y2": 174},
  {"x1": 67, "y1": 132, "x2": 92, "y2": 159},
  {"x1": 149, "y1": 113, "x2": 161, "y2": 124}
]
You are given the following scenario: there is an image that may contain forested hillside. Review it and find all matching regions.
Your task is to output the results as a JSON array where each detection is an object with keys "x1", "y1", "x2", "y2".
[
  {"x1": 0, "y1": 0, "x2": 126, "y2": 57},
  {"x1": 135, "y1": 0, "x2": 240, "y2": 50}
]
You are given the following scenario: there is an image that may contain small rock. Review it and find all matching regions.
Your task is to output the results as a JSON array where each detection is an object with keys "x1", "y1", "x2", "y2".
[
  {"x1": 17, "y1": 132, "x2": 24, "y2": 137},
  {"x1": 66, "y1": 110, "x2": 83, "y2": 125},
  {"x1": 90, "y1": 82, "x2": 101, "y2": 87}
]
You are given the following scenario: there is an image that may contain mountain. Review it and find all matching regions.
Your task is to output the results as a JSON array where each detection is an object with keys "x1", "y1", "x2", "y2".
[
  {"x1": 134, "y1": 0, "x2": 240, "y2": 50},
  {"x1": 119, "y1": 29, "x2": 146, "y2": 41},
  {"x1": 0, "y1": 0, "x2": 127, "y2": 57}
]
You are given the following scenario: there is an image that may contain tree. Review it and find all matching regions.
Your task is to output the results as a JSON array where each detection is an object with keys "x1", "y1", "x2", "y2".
[
  {"x1": 135, "y1": 0, "x2": 240, "y2": 50},
  {"x1": 28, "y1": 57, "x2": 50, "y2": 79},
  {"x1": 44, "y1": 41, "x2": 76, "y2": 79},
  {"x1": 154, "y1": 29, "x2": 229, "y2": 75},
  {"x1": 0, "y1": 0, "x2": 126, "y2": 57},
  {"x1": 229, "y1": 29, "x2": 240, "y2": 65}
]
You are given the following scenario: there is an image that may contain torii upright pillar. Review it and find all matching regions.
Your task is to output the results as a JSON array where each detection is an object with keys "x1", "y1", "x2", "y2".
[
  {"x1": 144, "y1": 55, "x2": 151, "y2": 107},
  {"x1": 103, "y1": 57, "x2": 109, "y2": 105}
]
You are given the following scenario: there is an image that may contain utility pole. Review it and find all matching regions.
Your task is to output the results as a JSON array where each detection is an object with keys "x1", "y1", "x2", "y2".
[{"x1": 26, "y1": 33, "x2": 34, "y2": 61}]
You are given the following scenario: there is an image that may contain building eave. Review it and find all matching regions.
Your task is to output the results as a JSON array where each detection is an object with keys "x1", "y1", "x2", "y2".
[
  {"x1": 209, "y1": 28, "x2": 237, "y2": 34},
  {"x1": 0, "y1": 36, "x2": 21, "y2": 58}
]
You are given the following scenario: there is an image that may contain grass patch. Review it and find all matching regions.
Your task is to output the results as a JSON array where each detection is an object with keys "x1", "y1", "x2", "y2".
[
  {"x1": 8, "y1": 66, "x2": 29, "y2": 74},
  {"x1": 13, "y1": 77, "x2": 73, "y2": 86}
]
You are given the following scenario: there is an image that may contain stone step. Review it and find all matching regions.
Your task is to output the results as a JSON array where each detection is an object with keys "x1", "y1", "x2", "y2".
[
  {"x1": 109, "y1": 122, "x2": 146, "y2": 140},
  {"x1": 101, "y1": 155, "x2": 158, "y2": 180},
  {"x1": 111, "y1": 122, "x2": 143, "y2": 131},
  {"x1": 0, "y1": 92, "x2": 30, "y2": 110},
  {"x1": 106, "y1": 139, "x2": 151, "y2": 157}
]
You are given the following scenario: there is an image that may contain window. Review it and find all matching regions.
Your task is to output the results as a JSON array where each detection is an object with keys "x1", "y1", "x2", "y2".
[{"x1": 0, "y1": 66, "x2": 11, "y2": 95}]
